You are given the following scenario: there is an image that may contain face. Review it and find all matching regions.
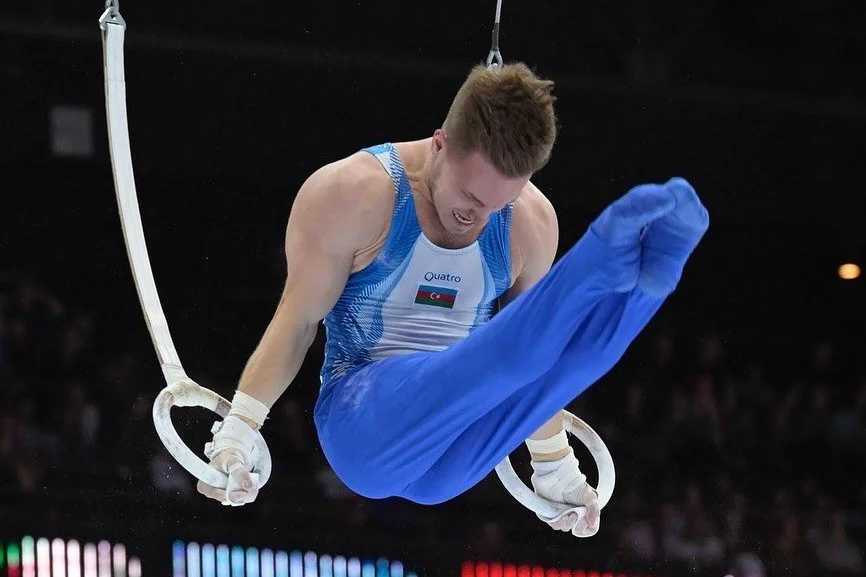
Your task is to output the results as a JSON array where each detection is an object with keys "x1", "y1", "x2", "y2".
[{"x1": 427, "y1": 130, "x2": 530, "y2": 236}]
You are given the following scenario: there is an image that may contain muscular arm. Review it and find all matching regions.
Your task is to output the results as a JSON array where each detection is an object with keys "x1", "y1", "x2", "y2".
[{"x1": 236, "y1": 156, "x2": 391, "y2": 418}]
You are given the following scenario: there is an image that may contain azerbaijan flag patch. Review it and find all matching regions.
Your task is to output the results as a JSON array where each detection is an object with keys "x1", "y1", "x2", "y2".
[{"x1": 414, "y1": 285, "x2": 458, "y2": 309}]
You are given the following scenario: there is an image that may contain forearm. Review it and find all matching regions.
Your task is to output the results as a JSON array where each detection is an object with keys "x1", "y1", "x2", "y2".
[
  {"x1": 237, "y1": 306, "x2": 318, "y2": 413},
  {"x1": 528, "y1": 411, "x2": 569, "y2": 461}
]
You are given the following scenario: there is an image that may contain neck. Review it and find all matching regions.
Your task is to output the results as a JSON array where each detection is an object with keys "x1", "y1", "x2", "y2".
[
  {"x1": 400, "y1": 138, "x2": 435, "y2": 203},
  {"x1": 398, "y1": 139, "x2": 476, "y2": 250}
]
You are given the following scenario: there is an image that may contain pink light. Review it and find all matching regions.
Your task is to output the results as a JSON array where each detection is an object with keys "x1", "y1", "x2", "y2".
[
  {"x1": 52, "y1": 539, "x2": 66, "y2": 577},
  {"x1": 84, "y1": 544, "x2": 98, "y2": 577},
  {"x1": 97, "y1": 542, "x2": 111, "y2": 577},
  {"x1": 36, "y1": 539, "x2": 50, "y2": 577},
  {"x1": 68, "y1": 541, "x2": 82, "y2": 577},
  {"x1": 113, "y1": 544, "x2": 127, "y2": 577},
  {"x1": 128, "y1": 557, "x2": 142, "y2": 577}
]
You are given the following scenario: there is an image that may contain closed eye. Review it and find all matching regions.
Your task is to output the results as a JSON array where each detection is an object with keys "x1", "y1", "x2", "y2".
[{"x1": 462, "y1": 188, "x2": 485, "y2": 208}]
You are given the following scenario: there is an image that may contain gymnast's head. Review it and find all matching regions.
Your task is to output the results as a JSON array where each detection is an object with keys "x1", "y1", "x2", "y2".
[{"x1": 426, "y1": 62, "x2": 557, "y2": 234}]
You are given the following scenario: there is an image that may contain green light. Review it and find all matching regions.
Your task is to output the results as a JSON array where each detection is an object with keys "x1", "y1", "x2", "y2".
[{"x1": 8, "y1": 542, "x2": 21, "y2": 565}]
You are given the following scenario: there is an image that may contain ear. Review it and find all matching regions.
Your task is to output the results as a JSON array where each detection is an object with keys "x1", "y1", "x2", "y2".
[{"x1": 432, "y1": 128, "x2": 447, "y2": 153}]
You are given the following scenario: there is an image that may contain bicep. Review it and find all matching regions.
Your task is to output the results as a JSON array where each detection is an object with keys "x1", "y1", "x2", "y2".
[
  {"x1": 277, "y1": 169, "x2": 362, "y2": 324},
  {"x1": 280, "y1": 234, "x2": 353, "y2": 325}
]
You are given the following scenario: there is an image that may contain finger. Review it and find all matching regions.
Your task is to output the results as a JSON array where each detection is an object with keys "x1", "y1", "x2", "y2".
[
  {"x1": 226, "y1": 456, "x2": 257, "y2": 491},
  {"x1": 584, "y1": 500, "x2": 601, "y2": 532},
  {"x1": 574, "y1": 501, "x2": 601, "y2": 537},
  {"x1": 549, "y1": 513, "x2": 577, "y2": 531},
  {"x1": 228, "y1": 487, "x2": 258, "y2": 505},
  {"x1": 223, "y1": 458, "x2": 258, "y2": 505},
  {"x1": 197, "y1": 480, "x2": 227, "y2": 502}
]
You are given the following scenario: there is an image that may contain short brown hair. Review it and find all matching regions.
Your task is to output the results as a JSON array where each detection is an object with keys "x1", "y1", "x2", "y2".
[{"x1": 442, "y1": 62, "x2": 557, "y2": 178}]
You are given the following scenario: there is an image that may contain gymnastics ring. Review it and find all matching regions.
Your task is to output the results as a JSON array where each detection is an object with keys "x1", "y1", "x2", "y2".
[
  {"x1": 153, "y1": 380, "x2": 272, "y2": 489},
  {"x1": 494, "y1": 411, "x2": 615, "y2": 522},
  {"x1": 98, "y1": 1, "x2": 272, "y2": 490}
]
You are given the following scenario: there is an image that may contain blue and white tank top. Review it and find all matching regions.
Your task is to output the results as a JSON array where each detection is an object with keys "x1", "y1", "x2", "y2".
[{"x1": 319, "y1": 143, "x2": 513, "y2": 387}]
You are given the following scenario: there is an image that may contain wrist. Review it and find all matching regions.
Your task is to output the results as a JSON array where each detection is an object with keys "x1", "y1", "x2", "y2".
[
  {"x1": 228, "y1": 390, "x2": 270, "y2": 430},
  {"x1": 526, "y1": 428, "x2": 569, "y2": 461},
  {"x1": 233, "y1": 414, "x2": 262, "y2": 431}
]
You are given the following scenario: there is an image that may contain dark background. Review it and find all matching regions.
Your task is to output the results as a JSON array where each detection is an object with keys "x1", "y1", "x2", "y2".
[{"x1": 1, "y1": 2, "x2": 865, "y2": 577}]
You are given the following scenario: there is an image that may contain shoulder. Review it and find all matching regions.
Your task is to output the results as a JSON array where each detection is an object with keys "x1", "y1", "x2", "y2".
[
  {"x1": 511, "y1": 181, "x2": 558, "y2": 237},
  {"x1": 508, "y1": 181, "x2": 559, "y2": 277},
  {"x1": 294, "y1": 150, "x2": 395, "y2": 221},
  {"x1": 288, "y1": 150, "x2": 395, "y2": 250}
]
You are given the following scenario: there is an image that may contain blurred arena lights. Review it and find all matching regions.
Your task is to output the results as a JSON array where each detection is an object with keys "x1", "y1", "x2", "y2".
[
  {"x1": 173, "y1": 541, "x2": 418, "y2": 577},
  {"x1": 838, "y1": 262, "x2": 861, "y2": 280},
  {"x1": 2, "y1": 538, "x2": 141, "y2": 577},
  {"x1": 460, "y1": 562, "x2": 654, "y2": 577}
]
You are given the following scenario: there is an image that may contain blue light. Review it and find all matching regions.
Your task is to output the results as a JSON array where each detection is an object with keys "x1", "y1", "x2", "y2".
[
  {"x1": 170, "y1": 543, "x2": 417, "y2": 577},
  {"x1": 289, "y1": 551, "x2": 302, "y2": 577},
  {"x1": 376, "y1": 558, "x2": 389, "y2": 577},
  {"x1": 230, "y1": 547, "x2": 244, "y2": 577},
  {"x1": 187, "y1": 543, "x2": 201, "y2": 577},
  {"x1": 216, "y1": 546, "x2": 230, "y2": 577},
  {"x1": 245, "y1": 549, "x2": 259, "y2": 577},
  {"x1": 333, "y1": 556, "x2": 347, "y2": 577},
  {"x1": 304, "y1": 552, "x2": 318, "y2": 577},
  {"x1": 274, "y1": 551, "x2": 288, "y2": 577},
  {"x1": 319, "y1": 555, "x2": 333, "y2": 577},
  {"x1": 260, "y1": 549, "x2": 274, "y2": 577},
  {"x1": 347, "y1": 558, "x2": 361, "y2": 577},
  {"x1": 202, "y1": 545, "x2": 215, "y2": 577},
  {"x1": 172, "y1": 541, "x2": 186, "y2": 577}
]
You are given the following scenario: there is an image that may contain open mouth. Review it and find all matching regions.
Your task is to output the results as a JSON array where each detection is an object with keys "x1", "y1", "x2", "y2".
[{"x1": 453, "y1": 210, "x2": 474, "y2": 227}]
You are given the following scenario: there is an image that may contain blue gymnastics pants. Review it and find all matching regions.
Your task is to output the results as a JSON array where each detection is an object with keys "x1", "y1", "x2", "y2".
[{"x1": 313, "y1": 179, "x2": 708, "y2": 505}]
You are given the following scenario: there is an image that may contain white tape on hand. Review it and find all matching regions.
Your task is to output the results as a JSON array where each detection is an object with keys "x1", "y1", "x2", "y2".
[
  {"x1": 153, "y1": 380, "x2": 272, "y2": 490},
  {"x1": 229, "y1": 390, "x2": 270, "y2": 428},
  {"x1": 495, "y1": 411, "x2": 615, "y2": 523}
]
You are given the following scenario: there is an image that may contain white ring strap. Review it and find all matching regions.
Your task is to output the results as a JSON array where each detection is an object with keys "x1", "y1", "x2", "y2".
[{"x1": 98, "y1": 2, "x2": 272, "y2": 490}]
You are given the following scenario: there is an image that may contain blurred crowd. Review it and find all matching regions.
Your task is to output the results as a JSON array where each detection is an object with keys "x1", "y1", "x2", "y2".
[{"x1": 1, "y1": 274, "x2": 864, "y2": 577}]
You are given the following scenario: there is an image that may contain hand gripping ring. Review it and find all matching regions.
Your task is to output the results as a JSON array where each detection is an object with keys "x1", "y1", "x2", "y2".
[
  {"x1": 494, "y1": 411, "x2": 615, "y2": 522},
  {"x1": 152, "y1": 380, "x2": 272, "y2": 489}
]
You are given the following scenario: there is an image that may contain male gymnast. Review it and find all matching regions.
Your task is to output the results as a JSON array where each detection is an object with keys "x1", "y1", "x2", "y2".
[{"x1": 196, "y1": 62, "x2": 709, "y2": 538}]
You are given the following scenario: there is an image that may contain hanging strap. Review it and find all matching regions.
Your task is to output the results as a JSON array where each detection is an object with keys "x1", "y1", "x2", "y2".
[
  {"x1": 98, "y1": 1, "x2": 272, "y2": 490},
  {"x1": 99, "y1": 1, "x2": 188, "y2": 386},
  {"x1": 486, "y1": 0, "x2": 504, "y2": 68}
]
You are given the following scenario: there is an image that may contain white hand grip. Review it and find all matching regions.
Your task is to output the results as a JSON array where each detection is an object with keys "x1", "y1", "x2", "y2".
[
  {"x1": 152, "y1": 380, "x2": 273, "y2": 490},
  {"x1": 494, "y1": 411, "x2": 615, "y2": 521}
]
